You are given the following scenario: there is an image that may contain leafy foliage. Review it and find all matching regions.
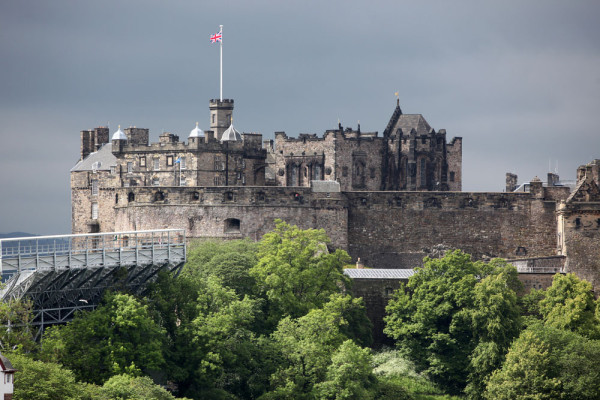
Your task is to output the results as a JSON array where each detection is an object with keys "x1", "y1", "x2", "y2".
[
  {"x1": 250, "y1": 220, "x2": 351, "y2": 326},
  {"x1": 10, "y1": 353, "x2": 83, "y2": 400},
  {"x1": 539, "y1": 273, "x2": 600, "y2": 339},
  {"x1": 39, "y1": 292, "x2": 165, "y2": 384},
  {"x1": 100, "y1": 374, "x2": 189, "y2": 400},
  {"x1": 384, "y1": 251, "x2": 522, "y2": 396},
  {"x1": 313, "y1": 340, "x2": 377, "y2": 400},
  {"x1": 184, "y1": 239, "x2": 258, "y2": 296},
  {"x1": 485, "y1": 323, "x2": 600, "y2": 399},
  {"x1": 0, "y1": 299, "x2": 36, "y2": 352},
  {"x1": 266, "y1": 298, "x2": 348, "y2": 398}
]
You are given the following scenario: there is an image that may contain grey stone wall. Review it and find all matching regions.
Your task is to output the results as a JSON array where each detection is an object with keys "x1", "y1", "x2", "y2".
[
  {"x1": 346, "y1": 191, "x2": 561, "y2": 269},
  {"x1": 111, "y1": 186, "x2": 349, "y2": 250}
]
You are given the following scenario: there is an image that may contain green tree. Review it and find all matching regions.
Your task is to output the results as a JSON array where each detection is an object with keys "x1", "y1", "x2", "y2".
[
  {"x1": 384, "y1": 251, "x2": 522, "y2": 396},
  {"x1": 539, "y1": 273, "x2": 600, "y2": 339},
  {"x1": 10, "y1": 353, "x2": 83, "y2": 400},
  {"x1": 189, "y1": 276, "x2": 266, "y2": 399},
  {"x1": 321, "y1": 294, "x2": 372, "y2": 348},
  {"x1": 464, "y1": 269, "x2": 522, "y2": 399},
  {"x1": 0, "y1": 299, "x2": 37, "y2": 353},
  {"x1": 485, "y1": 323, "x2": 600, "y2": 400},
  {"x1": 250, "y1": 220, "x2": 351, "y2": 326},
  {"x1": 265, "y1": 299, "x2": 348, "y2": 398},
  {"x1": 100, "y1": 374, "x2": 190, "y2": 400},
  {"x1": 313, "y1": 340, "x2": 376, "y2": 400},
  {"x1": 40, "y1": 292, "x2": 165, "y2": 384},
  {"x1": 184, "y1": 239, "x2": 258, "y2": 296},
  {"x1": 145, "y1": 269, "x2": 202, "y2": 397}
]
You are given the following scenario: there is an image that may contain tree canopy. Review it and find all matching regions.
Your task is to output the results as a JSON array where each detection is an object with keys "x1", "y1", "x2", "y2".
[
  {"x1": 485, "y1": 323, "x2": 600, "y2": 400},
  {"x1": 384, "y1": 251, "x2": 522, "y2": 397},
  {"x1": 250, "y1": 220, "x2": 351, "y2": 326}
]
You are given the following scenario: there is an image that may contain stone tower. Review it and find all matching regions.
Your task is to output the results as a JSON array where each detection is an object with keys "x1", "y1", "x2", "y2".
[{"x1": 209, "y1": 99, "x2": 234, "y2": 140}]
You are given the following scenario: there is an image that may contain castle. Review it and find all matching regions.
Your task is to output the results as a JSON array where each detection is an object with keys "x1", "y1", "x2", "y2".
[{"x1": 71, "y1": 98, "x2": 600, "y2": 295}]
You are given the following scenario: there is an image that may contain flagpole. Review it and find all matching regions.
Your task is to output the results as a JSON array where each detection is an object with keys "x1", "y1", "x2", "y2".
[{"x1": 220, "y1": 24, "x2": 223, "y2": 101}]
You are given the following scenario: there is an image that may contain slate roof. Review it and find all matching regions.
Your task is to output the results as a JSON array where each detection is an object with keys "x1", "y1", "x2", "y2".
[
  {"x1": 394, "y1": 114, "x2": 433, "y2": 135},
  {"x1": 344, "y1": 269, "x2": 415, "y2": 279},
  {"x1": 383, "y1": 104, "x2": 435, "y2": 136},
  {"x1": 0, "y1": 353, "x2": 15, "y2": 372},
  {"x1": 71, "y1": 143, "x2": 117, "y2": 172}
]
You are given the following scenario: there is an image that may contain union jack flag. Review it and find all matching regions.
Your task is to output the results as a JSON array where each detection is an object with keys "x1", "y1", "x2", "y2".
[{"x1": 210, "y1": 30, "x2": 222, "y2": 43}]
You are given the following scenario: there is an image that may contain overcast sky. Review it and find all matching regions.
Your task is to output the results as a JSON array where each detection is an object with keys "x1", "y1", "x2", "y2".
[{"x1": 1, "y1": 0, "x2": 599, "y2": 235}]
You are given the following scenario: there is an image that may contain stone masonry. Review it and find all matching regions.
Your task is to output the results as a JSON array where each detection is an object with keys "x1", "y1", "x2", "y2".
[{"x1": 71, "y1": 100, "x2": 600, "y2": 297}]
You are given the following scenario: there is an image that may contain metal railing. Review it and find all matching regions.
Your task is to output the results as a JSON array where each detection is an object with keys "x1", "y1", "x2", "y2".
[
  {"x1": 507, "y1": 255, "x2": 566, "y2": 274},
  {"x1": 0, "y1": 229, "x2": 186, "y2": 281}
]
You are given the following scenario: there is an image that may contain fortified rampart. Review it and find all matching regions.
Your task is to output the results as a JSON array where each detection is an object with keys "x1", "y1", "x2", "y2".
[
  {"x1": 82, "y1": 183, "x2": 575, "y2": 276},
  {"x1": 110, "y1": 185, "x2": 349, "y2": 250},
  {"x1": 346, "y1": 189, "x2": 564, "y2": 268}
]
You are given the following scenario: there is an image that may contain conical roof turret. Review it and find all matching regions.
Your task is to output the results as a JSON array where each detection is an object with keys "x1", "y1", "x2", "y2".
[
  {"x1": 111, "y1": 125, "x2": 127, "y2": 141},
  {"x1": 189, "y1": 122, "x2": 204, "y2": 138}
]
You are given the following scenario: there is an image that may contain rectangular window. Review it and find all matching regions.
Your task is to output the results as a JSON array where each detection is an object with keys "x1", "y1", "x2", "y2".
[
  {"x1": 152, "y1": 177, "x2": 160, "y2": 186},
  {"x1": 242, "y1": 174, "x2": 246, "y2": 185},
  {"x1": 420, "y1": 158, "x2": 427, "y2": 187},
  {"x1": 110, "y1": 166, "x2": 116, "y2": 175},
  {"x1": 167, "y1": 155, "x2": 174, "y2": 167},
  {"x1": 214, "y1": 156, "x2": 222, "y2": 171},
  {"x1": 450, "y1": 171, "x2": 455, "y2": 182},
  {"x1": 127, "y1": 162, "x2": 133, "y2": 173},
  {"x1": 140, "y1": 156, "x2": 146, "y2": 167},
  {"x1": 180, "y1": 157, "x2": 186, "y2": 169},
  {"x1": 153, "y1": 158, "x2": 159, "y2": 171},
  {"x1": 91, "y1": 180, "x2": 98, "y2": 196},
  {"x1": 91, "y1": 203, "x2": 99, "y2": 219},
  {"x1": 180, "y1": 176, "x2": 186, "y2": 186},
  {"x1": 214, "y1": 176, "x2": 220, "y2": 186}
]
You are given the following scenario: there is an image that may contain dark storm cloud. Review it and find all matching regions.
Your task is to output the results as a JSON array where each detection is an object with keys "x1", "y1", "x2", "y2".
[{"x1": 1, "y1": 0, "x2": 600, "y2": 234}]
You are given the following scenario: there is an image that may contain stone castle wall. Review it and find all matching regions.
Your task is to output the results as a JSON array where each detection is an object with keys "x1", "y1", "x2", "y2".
[
  {"x1": 559, "y1": 201, "x2": 600, "y2": 289},
  {"x1": 111, "y1": 186, "x2": 349, "y2": 250},
  {"x1": 345, "y1": 191, "x2": 560, "y2": 268},
  {"x1": 82, "y1": 185, "x2": 573, "y2": 273},
  {"x1": 333, "y1": 134, "x2": 385, "y2": 191}
]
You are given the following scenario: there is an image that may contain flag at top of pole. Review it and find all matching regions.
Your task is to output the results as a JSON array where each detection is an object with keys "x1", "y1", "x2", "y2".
[{"x1": 210, "y1": 25, "x2": 224, "y2": 101}]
